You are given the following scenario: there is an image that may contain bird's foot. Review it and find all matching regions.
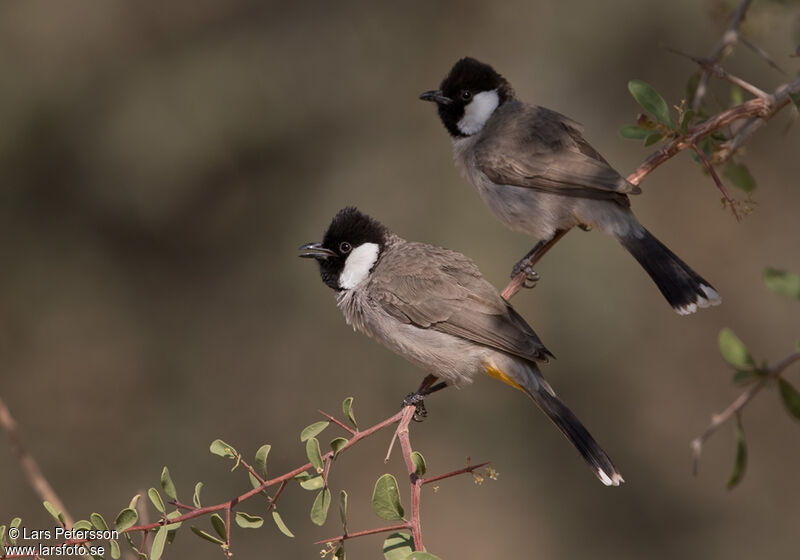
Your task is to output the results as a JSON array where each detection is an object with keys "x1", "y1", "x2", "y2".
[
  {"x1": 511, "y1": 259, "x2": 540, "y2": 289},
  {"x1": 402, "y1": 392, "x2": 429, "y2": 422},
  {"x1": 578, "y1": 223, "x2": 592, "y2": 232}
]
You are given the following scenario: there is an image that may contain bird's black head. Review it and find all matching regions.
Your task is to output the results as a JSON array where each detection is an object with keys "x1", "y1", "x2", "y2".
[
  {"x1": 419, "y1": 57, "x2": 513, "y2": 137},
  {"x1": 299, "y1": 207, "x2": 388, "y2": 291}
]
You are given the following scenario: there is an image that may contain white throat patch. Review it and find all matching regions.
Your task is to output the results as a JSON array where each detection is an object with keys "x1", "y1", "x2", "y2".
[
  {"x1": 339, "y1": 243, "x2": 380, "y2": 290},
  {"x1": 457, "y1": 89, "x2": 500, "y2": 135}
]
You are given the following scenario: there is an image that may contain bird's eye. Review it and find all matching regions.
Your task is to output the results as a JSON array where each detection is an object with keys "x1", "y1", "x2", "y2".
[
  {"x1": 339, "y1": 242, "x2": 352, "y2": 254},
  {"x1": 460, "y1": 90, "x2": 472, "y2": 101}
]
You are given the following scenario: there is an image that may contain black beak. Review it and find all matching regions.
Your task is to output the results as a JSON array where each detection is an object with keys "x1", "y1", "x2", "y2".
[
  {"x1": 419, "y1": 90, "x2": 452, "y2": 105},
  {"x1": 298, "y1": 242, "x2": 337, "y2": 259}
]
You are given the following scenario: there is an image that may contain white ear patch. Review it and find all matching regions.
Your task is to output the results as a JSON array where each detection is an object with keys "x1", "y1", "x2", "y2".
[
  {"x1": 339, "y1": 243, "x2": 380, "y2": 290},
  {"x1": 457, "y1": 89, "x2": 500, "y2": 135}
]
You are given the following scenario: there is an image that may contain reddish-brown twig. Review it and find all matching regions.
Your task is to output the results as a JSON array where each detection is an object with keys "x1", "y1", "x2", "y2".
[
  {"x1": 691, "y1": 350, "x2": 800, "y2": 475},
  {"x1": 0, "y1": 395, "x2": 75, "y2": 528},
  {"x1": 689, "y1": 143, "x2": 740, "y2": 221}
]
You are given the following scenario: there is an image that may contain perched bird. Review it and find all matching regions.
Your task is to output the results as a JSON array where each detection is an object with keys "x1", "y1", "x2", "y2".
[
  {"x1": 420, "y1": 57, "x2": 720, "y2": 315},
  {"x1": 299, "y1": 207, "x2": 623, "y2": 485}
]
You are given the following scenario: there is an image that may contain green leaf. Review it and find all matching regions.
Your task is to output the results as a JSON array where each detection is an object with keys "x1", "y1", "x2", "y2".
[
  {"x1": 128, "y1": 494, "x2": 140, "y2": 510},
  {"x1": 7, "y1": 518, "x2": 20, "y2": 544},
  {"x1": 406, "y1": 553, "x2": 444, "y2": 560},
  {"x1": 383, "y1": 533, "x2": 415, "y2": 560},
  {"x1": 209, "y1": 439, "x2": 237, "y2": 459},
  {"x1": 210, "y1": 513, "x2": 227, "y2": 541},
  {"x1": 0, "y1": 526, "x2": 6, "y2": 548},
  {"x1": 165, "y1": 510, "x2": 183, "y2": 531},
  {"x1": 90, "y1": 512, "x2": 109, "y2": 531},
  {"x1": 790, "y1": 92, "x2": 800, "y2": 110},
  {"x1": 255, "y1": 444, "x2": 271, "y2": 477},
  {"x1": 628, "y1": 79, "x2": 674, "y2": 128},
  {"x1": 299, "y1": 474, "x2": 324, "y2": 491},
  {"x1": 372, "y1": 474, "x2": 404, "y2": 521},
  {"x1": 723, "y1": 162, "x2": 756, "y2": 193},
  {"x1": 619, "y1": 124, "x2": 651, "y2": 140},
  {"x1": 311, "y1": 487, "x2": 332, "y2": 526},
  {"x1": 72, "y1": 520, "x2": 92, "y2": 531},
  {"x1": 410, "y1": 451, "x2": 427, "y2": 476},
  {"x1": 335, "y1": 545, "x2": 346, "y2": 560},
  {"x1": 730, "y1": 85, "x2": 743, "y2": 106},
  {"x1": 778, "y1": 378, "x2": 800, "y2": 420},
  {"x1": 718, "y1": 328, "x2": 754, "y2": 368},
  {"x1": 192, "y1": 482, "x2": 203, "y2": 508},
  {"x1": 271, "y1": 511, "x2": 294, "y2": 538},
  {"x1": 342, "y1": 397, "x2": 357, "y2": 429},
  {"x1": 109, "y1": 539, "x2": 121, "y2": 560},
  {"x1": 235, "y1": 511, "x2": 264, "y2": 529},
  {"x1": 339, "y1": 490, "x2": 348, "y2": 530},
  {"x1": 330, "y1": 437, "x2": 348, "y2": 459},
  {"x1": 160, "y1": 467, "x2": 177, "y2": 501},
  {"x1": 148, "y1": 488, "x2": 165, "y2": 513},
  {"x1": 306, "y1": 437, "x2": 324, "y2": 473},
  {"x1": 115, "y1": 508, "x2": 138, "y2": 531},
  {"x1": 763, "y1": 268, "x2": 800, "y2": 300},
  {"x1": 301, "y1": 421, "x2": 330, "y2": 442},
  {"x1": 150, "y1": 526, "x2": 168, "y2": 560},
  {"x1": 644, "y1": 132, "x2": 663, "y2": 146},
  {"x1": 190, "y1": 527, "x2": 225, "y2": 545},
  {"x1": 680, "y1": 109, "x2": 695, "y2": 134},
  {"x1": 249, "y1": 472, "x2": 265, "y2": 491},
  {"x1": 727, "y1": 416, "x2": 747, "y2": 489},
  {"x1": 43, "y1": 501, "x2": 65, "y2": 525}
]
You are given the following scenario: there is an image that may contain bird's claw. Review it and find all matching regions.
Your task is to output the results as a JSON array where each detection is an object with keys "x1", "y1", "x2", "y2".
[
  {"x1": 402, "y1": 392, "x2": 429, "y2": 422},
  {"x1": 512, "y1": 259, "x2": 540, "y2": 289}
]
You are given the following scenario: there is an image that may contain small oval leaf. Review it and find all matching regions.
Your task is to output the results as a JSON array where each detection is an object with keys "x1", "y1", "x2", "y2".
[
  {"x1": 330, "y1": 437, "x2": 348, "y2": 459},
  {"x1": 210, "y1": 513, "x2": 227, "y2": 541},
  {"x1": 109, "y1": 539, "x2": 121, "y2": 560},
  {"x1": 718, "y1": 328, "x2": 754, "y2": 368},
  {"x1": 160, "y1": 467, "x2": 177, "y2": 501},
  {"x1": 619, "y1": 124, "x2": 651, "y2": 140},
  {"x1": 192, "y1": 482, "x2": 203, "y2": 509},
  {"x1": 299, "y1": 475, "x2": 325, "y2": 491},
  {"x1": 255, "y1": 444, "x2": 271, "y2": 477},
  {"x1": 372, "y1": 474, "x2": 404, "y2": 521},
  {"x1": 306, "y1": 437, "x2": 324, "y2": 473},
  {"x1": 148, "y1": 488, "x2": 165, "y2": 513},
  {"x1": 383, "y1": 532, "x2": 414, "y2": 560},
  {"x1": 763, "y1": 268, "x2": 800, "y2": 300},
  {"x1": 271, "y1": 511, "x2": 294, "y2": 538},
  {"x1": 778, "y1": 378, "x2": 800, "y2": 420},
  {"x1": 150, "y1": 526, "x2": 168, "y2": 560},
  {"x1": 115, "y1": 508, "x2": 138, "y2": 531},
  {"x1": 43, "y1": 501, "x2": 63, "y2": 525},
  {"x1": 339, "y1": 490, "x2": 348, "y2": 530},
  {"x1": 301, "y1": 421, "x2": 330, "y2": 442},
  {"x1": 726, "y1": 416, "x2": 747, "y2": 489},
  {"x1": 90, "y1": 512, "x2": 109, "y2": 531},
  {"x1": 310, "y1": 487, "x2": 332, "y2": 526},
  {"x1": 72, "y1": 520, "x2": 92, "y2": 532},
  {"x1": 342, "y1": 397, "x2": 357, "y2": 429},
  {"x1": 209, "y1": 439, "x2": 237, "y2": 459},
  {"x1": 723, "y1": 162, "x2": 756, "y2": 193},
  {"x1": 190, "y1": 527, "x2": 225, "y2": 545},
  {"x1": 410, "y1": 452, "x2": 427, "y2": 476},
  {"x1": 235, "y1": 511, "x2": 264, "y2": 529},
  {"x1": 628, "y1": 79, "x2": 674, "y2": 128}
]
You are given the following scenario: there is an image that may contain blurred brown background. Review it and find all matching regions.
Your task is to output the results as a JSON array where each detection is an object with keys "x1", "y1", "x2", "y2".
[{"x1": 2, "y1": 0, "x2": 799, "y2": 558}]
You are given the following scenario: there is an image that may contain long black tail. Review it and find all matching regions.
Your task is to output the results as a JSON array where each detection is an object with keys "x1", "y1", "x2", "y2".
[
  {"x1": 618, "y1": 227, "x2": 721, "y2": 315},
  {"x1": 526, "y1": 386, "x2": 623, "y2": 486}
]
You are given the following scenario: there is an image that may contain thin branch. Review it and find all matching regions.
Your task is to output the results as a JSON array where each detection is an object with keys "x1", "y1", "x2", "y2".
[
  {"x1": 0, "y1": 395, "x2": 75, "y2": 527},
  {"x1": 626, "y1": 76, "x2": 800, "y2": 186},
  {"x1": 689, "y1": 143, "x2": 740, "y2": 221},
  {"x1": 318, "y1": 409, "x2": 356, "y2": 435},
  {"x1": 739, "y1": 35, "x2": 786, "y2": 75},
  {"x1": 691, "y1": 350, "x2": 800, "y2": 474},
  {"x1": 315, "y1": 523, "x2": 410, "y2": 545},
  {"x1": 692, "y1": 0, "x2": 753, "y2": 111},
  {"x1": 421, "y1": 462, "x2": 490, "y2": 486},
  {"x1": 666, "y1": 47, "x2": 770, "y2": 100}
]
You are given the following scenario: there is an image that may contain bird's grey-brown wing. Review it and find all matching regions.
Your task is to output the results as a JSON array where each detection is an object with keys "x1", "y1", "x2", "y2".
[
  {"x1": 371, "y1": 242, "x2": 553, "y2": 363},
  {"x1": 474, "y1": 102, "x2": 640, "y2": 200}
]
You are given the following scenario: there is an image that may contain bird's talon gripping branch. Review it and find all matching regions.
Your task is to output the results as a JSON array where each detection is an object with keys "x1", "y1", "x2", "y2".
[
  {"x1": 522, "y1": 267, "x2": 540, "y2": 289},
  {"x1": 402, "y1": 392, "x2": 429, "y2": 422}
]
